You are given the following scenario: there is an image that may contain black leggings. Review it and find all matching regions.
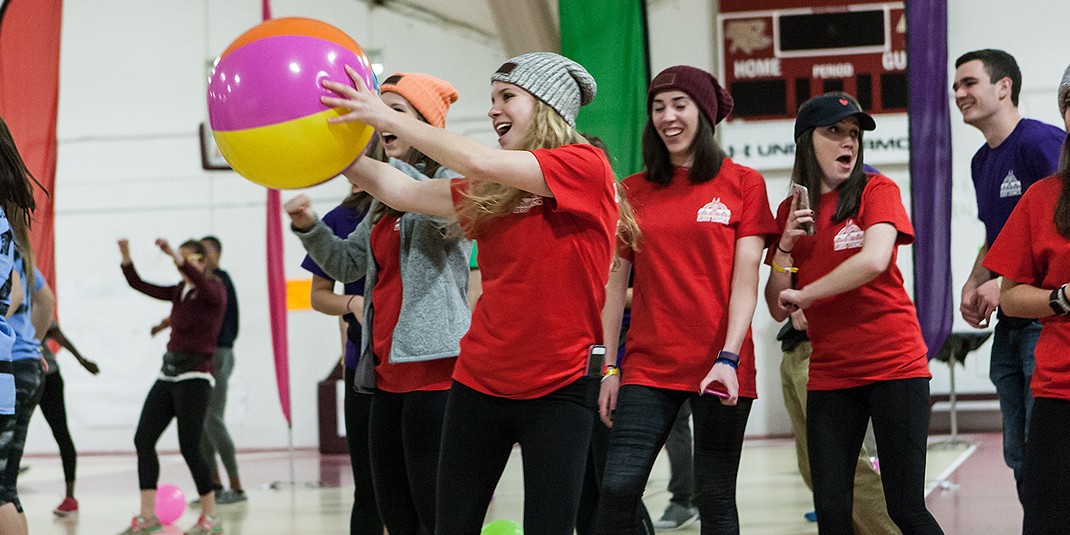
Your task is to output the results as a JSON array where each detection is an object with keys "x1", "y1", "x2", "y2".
[
  {"x1": 436, "y1": 378, "x2": 597, "y2": 535},
  {"x1": 344, "y1": 366, "x2": 383, "y2": 535},
  {"x1": 134, "y1": 379, "x2": 213, "y2": 496},
  {"x1": 39, "y1": 371, "x2": 77, "y2": 484},
  {"x1": 369, "y1": 388, "x2": 448, "y2": 535},
  {"x1": 1022, "y1": 396, "x2": 1070, "y2": 534},
  {"x1": 808, "y1": 378, "x2": 942, "y2": 535}
]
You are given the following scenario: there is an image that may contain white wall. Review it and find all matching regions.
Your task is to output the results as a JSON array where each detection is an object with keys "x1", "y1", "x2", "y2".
[
  {"x1": 37, "y1": 0, "x2": 504, "y2": 455},
  {"x1": 31, "y1": 0, "x2": 1070, "y2": 455}
]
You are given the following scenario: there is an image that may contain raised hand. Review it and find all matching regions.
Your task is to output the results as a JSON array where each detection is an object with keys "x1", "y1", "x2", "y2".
[
  {"x1": 321, "y1": 65, "x2": 394, "y2": 128},
  {"x1": 284, "y1": 194, "x2": 318, "y2": 232}
]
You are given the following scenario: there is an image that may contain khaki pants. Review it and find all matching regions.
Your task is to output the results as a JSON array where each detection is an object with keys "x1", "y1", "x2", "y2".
[{"x1": 780, "y1": 341, "x2": 901, "y2": 535}]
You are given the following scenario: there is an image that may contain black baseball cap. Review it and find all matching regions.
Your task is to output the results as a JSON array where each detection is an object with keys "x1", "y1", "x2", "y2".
[{"x1": 794, "y1": 95, "x2": 876, "y2": 141}]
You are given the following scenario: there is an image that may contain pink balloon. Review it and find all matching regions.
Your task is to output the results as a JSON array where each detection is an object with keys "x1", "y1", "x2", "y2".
[{"x1": 155, "y1": 484, "x2": 186, "y2": 525}]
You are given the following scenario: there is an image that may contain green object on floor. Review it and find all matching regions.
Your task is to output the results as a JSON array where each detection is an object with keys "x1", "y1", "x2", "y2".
[{"x1": 481, "y1": 519, "x2": 523, "y2": 535}]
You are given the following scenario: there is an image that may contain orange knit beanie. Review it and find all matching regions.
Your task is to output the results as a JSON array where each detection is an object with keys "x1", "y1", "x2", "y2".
[{"x1": 380, "y1": 72, "x2": 459, "y2": 128}]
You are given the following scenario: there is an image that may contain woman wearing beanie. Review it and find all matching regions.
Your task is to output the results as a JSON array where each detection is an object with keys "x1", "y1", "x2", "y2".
[
  {"x1": 288, "y1": 72, "x2": 470, "y2": 535},
  {"x1": 765, "y1": 92, "x2": 942, "y2": 534},
  {"x1": 984, "y1": 65, "x2": 1070, "y2": 535},
  {"x1": 596, "y1": 65, "x2": 776, "y2": 534},
  {"x1": 316, "y1": 51, "x2": 639, "y2": 534}
]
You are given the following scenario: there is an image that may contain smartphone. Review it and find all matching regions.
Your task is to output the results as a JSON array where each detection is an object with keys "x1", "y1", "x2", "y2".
[
  {"x1": 791, "y1": 183, "x2": 816, "y2": 236},
  {"x1": 703, "y1": 382, "x2": 730, "y2": 399}
]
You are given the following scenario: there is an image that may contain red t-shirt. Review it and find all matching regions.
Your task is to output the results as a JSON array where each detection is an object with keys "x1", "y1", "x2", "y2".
[
  {"x1": 619, "y1": 161, "x2": 776, "y2": 397},
  {"x1": 449, "y1": 144, "x2": 618, "y2": 399},
  {"x1": 767, "y1": 174, "x2": 930, "y2": 390},
  {"x1": 984, "y1": 176, "x2": 1070, "y2": 400},
  {"x1": 370, "y1": 213, "x2": 455, "y2": 393}
]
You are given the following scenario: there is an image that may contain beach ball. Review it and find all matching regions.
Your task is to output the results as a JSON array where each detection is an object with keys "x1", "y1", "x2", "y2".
[
  {"x1": 207, "y1": 17, "x2": 378, "y2": 189},
  {"x1": 155, "y1": 484, "x2": 185, "y2": 525}
]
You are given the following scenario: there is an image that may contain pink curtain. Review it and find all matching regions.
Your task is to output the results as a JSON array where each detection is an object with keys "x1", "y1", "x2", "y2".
[
  {"x1": 260, "y1": 0, "x2": 292, "y2": 426},
  {"x1": 0, "y1": 0, "x2": 63, "y2": 295}
]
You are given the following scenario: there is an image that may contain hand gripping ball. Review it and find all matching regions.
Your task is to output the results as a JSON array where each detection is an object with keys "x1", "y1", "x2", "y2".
[{"x1": 207, "y1": 18, "x2": 377, "y2": 189}]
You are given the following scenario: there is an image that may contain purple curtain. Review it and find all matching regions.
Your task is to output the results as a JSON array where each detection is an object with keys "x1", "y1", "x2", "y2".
[{"x1": 907, "y1": 0, "x2": 953, "y2": 357}]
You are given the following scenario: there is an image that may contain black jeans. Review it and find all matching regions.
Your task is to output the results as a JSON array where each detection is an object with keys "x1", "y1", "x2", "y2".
[
  {"x1": 369, "y1": 388, "x2": 448, "y2": 535},
  {"x1": 344, "y1": 366, "x2": 383, "y2": 535},
  {"x1": 436, "y1": 378, "x2": 597, "y2": 535},
  {"x1": 808, "y1": 378, "x2": 942, "y2": 534},
  {"x1": 1022, "y1": 396, "x2": 1070, "y2": 534},
  {"x1": 134, "y1": 378, "x2": 213, "y2": 496},
  {"x1": 598, "y1": 385, "x2": 752, "y2": 535},
  {"x1": 39, "y1": 371, "x2": 77, "y2": 484}
]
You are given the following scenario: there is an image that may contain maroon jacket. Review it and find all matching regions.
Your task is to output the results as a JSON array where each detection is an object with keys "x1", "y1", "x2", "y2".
[{"x1": 122, "y1": 262, "x2": 227, "y2": 357}]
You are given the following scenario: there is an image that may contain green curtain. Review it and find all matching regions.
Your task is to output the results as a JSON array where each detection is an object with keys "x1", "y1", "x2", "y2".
[{"x1": 559, "y1": 0, "x2": 649, "y2": 179}]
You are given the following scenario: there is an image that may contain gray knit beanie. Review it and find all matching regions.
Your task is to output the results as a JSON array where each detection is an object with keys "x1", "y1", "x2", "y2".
[
  {"x1": 1059, "y1": 64, "x2": 1070, "y2": 116},
  {"x1": 491, "y1": 52, "x2": 597, "y2": 127}
]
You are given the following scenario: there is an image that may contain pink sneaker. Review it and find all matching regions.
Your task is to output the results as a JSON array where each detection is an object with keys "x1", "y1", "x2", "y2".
[
  {"x1": 117, "y1": 516, "x2": 162, "y2": 535},
  {"x1": 53, "y1": 496, "x2": 78, "y2": 516},
  {"x1": 185, "y1": 514, "x2": 222, "y2": 535}
]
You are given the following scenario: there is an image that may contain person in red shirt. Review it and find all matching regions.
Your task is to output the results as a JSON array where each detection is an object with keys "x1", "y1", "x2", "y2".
[
  {"x1": 320, "y1": 52, "x2": 638, "y2": 534},
  {"x1": 595, "y1": 65, "x2": 775, "y2": 534},
  {"x1": 287, "y1": 72, "x2": 467, "y2": 535},
  {"x1": 116, "y1": 238, "x2": 226, "y2": 535},
  {"x1": 983, "y1": 66, "x2": 1070, "y2": 534},
  {"x1": 764, "y1": 93, "x2": 942, "y2": 534}
]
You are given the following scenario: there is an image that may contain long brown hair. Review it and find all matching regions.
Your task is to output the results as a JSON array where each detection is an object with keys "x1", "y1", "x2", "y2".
[
  {"x1": 792, "y1": 94, "x2": 869, "y2": 223},
  {"x1": 1054, "y1": 135, "x2": 1070, "y2": 237},
  {"x1": 641, "y1": 110, "x2": 727, "y2": 185},
  {"x1": 0, "y1": 117, "x2": 43, "y2": 286}
]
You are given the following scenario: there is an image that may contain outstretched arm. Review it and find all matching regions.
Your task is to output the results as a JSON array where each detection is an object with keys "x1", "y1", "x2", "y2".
[
  {"x1": 343, "y1": 158, "x2": 457, "y2": 217},
  {"x1": 44, "y1": 325, "x2": 100, "y2": 375},
  {"x1": 323, "y1": 66, "x2": 549, "y2": 197}
]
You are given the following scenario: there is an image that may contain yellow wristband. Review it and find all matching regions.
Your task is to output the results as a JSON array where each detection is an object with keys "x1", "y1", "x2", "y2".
[
  {"x1": 772, "y1": 260, "x2": 798, "y2": 274},
  {"x1": 601, "y1": 366, "x2": 620, "y2": 383}
]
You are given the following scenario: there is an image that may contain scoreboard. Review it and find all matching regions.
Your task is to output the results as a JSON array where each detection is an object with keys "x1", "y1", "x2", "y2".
[
  {"x1": 716, "y1": 1, "x2": 909, "y2": 170},
  {"x1": 718, "y1": 0, "x2": 906, "y2": 121}
]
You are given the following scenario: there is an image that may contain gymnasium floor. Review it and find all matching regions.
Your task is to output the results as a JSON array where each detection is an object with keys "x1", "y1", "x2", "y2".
[{"x1": 16, "y1": 433, "x2": 1016, "y2": 534}]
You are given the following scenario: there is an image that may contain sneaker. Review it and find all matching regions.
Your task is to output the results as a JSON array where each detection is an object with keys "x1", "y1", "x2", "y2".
[
  {"x1": 53, "y1": 496, "x2": 79, "y2": 517},
  {"x1": 185, "y1": 514, "x2": 222, "y2": 535},
  {"x1": 117, "y1": 516, "x2": 163, "y2": 535},
  {"x1": 215, "y1": 489, "x2": 247, "y2": 505},
  {"x1": 653, "y1": 502, "x2": 700, "y2": 530}
]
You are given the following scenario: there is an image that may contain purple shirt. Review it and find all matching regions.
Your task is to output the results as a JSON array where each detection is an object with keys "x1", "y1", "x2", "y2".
[
  {"x1": 971, "y1": 118, "x2": 1065, "y2": 247},
  {"x1": 300, "y1": 203, "x2": 369, "y2": 369}
]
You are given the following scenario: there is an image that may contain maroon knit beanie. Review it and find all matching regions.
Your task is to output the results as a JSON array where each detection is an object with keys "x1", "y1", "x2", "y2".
[{"x1": 647, "y1": 65, "x2": 734, "y2": 127}]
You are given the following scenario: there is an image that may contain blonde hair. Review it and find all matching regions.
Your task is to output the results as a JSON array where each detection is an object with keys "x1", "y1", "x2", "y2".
[
  {"x1": 456, "y1": 101, "x2": 586, "y2": 234},
  {"x1": 456, "y1": 100, "x2": 641, "y2": 251}
]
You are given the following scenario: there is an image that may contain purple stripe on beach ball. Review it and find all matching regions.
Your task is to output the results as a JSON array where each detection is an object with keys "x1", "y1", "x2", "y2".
[{"x1": 207, "y1": 34, "x2": 375, "y2": 132}]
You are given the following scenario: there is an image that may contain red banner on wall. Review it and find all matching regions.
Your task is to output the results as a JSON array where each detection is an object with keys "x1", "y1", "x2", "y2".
[{"x1": 0, "y1": 0, "x2": 62, "y2": 291}]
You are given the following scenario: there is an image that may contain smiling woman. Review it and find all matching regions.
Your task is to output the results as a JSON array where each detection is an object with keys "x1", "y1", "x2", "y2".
[
  {"x1": 598, "y1": 65, "x2": 776, "y2": 534},
  {"x1": 305, "y1": 51, "x2": 639, "y2": 534}
]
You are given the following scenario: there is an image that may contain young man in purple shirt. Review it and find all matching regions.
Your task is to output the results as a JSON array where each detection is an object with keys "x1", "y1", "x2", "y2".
[{"x1": 953, "y1": 49, "x2": 1065, "y2": 501}]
